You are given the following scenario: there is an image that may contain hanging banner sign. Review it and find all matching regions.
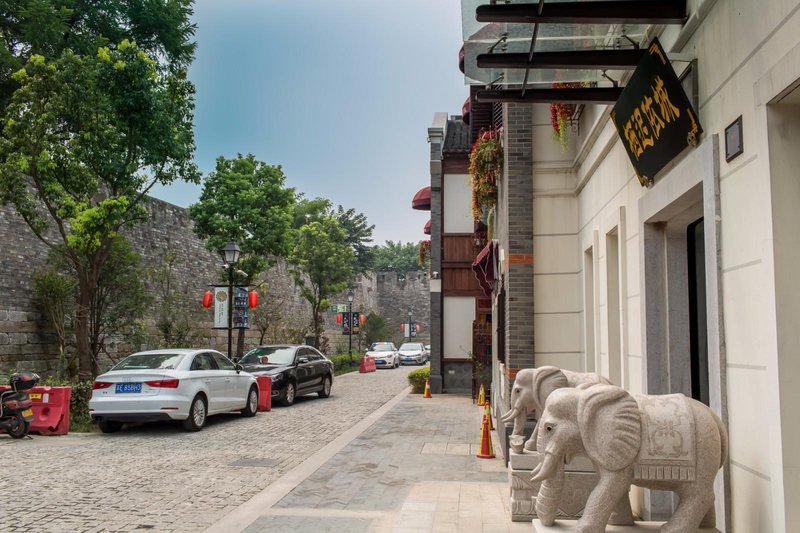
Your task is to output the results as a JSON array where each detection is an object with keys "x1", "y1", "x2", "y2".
[
  {"x1": 213, "y1": 287, "x2": 229, "y2": 328},
  {"x1": 611, "y1": 38, "x2": 702, "y2": 187},
  {"x1": 213, "y1": 286, "x2": 250, "y2": 329}
]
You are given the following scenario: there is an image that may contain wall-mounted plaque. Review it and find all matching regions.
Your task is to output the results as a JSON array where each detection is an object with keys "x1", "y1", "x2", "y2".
[
  {"x1": 611, "y1": 38, "x2": 703, "y2": 187},
  {"x1": 725, "y1": 115, "x2": 744, "y2": 162}
]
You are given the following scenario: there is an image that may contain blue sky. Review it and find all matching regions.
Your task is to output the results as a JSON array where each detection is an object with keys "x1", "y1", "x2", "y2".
[{"x1": 149, "y1": 0, "x2": 468, "y2": 245}]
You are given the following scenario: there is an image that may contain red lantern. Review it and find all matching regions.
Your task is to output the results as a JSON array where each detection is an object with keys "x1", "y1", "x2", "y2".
[
  {"x1": 248, "y1": 290, "x2": 259, "y2": 308},
  {"x1": 202, "y1": 290, "x2": 213, "y2": 309},
  {"x1": 359, "y1": 314, "x2": 366, "y2": 326},
  {"x1": 415, "y1": 324, "x2": 421, "y2": 332},
  {"x1": 400, "y1": 324, "x2": 405, "y2": 331},
  {"x1": 336, "y1": 313, "x2": 342, "y2": 324}
]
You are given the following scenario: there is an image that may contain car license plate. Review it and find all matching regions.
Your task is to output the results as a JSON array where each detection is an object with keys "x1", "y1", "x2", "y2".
[
  {"x1": 22, "y1": 408, "x2": 33, "y2": 417},
  {"x1": 115, "y1": 383, "x2": 142, "y2": 394}
]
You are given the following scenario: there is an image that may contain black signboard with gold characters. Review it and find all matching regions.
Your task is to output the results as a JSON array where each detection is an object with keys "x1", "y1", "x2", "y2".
[{"x1": 611, "y1": 38, "x2": 702, "y2": 186}]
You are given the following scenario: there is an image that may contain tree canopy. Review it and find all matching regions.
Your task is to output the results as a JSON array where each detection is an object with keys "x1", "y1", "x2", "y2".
[
  {"x1": 372, "y1": 241, "x2": 424, "y2": 274},
  {"x1": 189, "y1": 154, "x2": 295, "y2": 278},
  {"x1": 0, "y1": 39, "x2": 198, "y2": 378},
  {"x1": 0, "y1": 0, "x2": 196, "y2": 108}
]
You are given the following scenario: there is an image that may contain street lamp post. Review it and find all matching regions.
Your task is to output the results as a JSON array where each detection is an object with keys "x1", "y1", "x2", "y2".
[
  {"x1": 408, "y1": 310, "x2": 412, "y2": 339},
  {"x1": 221, "y1": 242, "x2": 241, "y2": 361},
  {"x1": 347, "y1": 289, "x2": 355, "y2": 359}
]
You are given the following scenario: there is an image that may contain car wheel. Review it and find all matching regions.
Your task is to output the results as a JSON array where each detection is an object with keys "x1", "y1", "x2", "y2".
[
  {"x1": 241, "y1": 386, "x2": 258, "y2": 417},
  {"x1": 280, "y1": 381, "x2": 296, "y2": 406},
  {"x1": 182, "y1": 394, "x2": 207, "y2": 431},
  {"x1": 98, "y1": 420, "x2": 122, "y2": 434},
  {"x1": 318, "y1": 375, "x2": 332, "y2": 398},
  {"x1": 7, "y1": 414, "x2": 29, "y2": 439}
]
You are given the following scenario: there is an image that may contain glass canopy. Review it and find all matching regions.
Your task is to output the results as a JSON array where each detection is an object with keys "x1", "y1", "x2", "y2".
[{"x1": 461, "y1": 0, "x2": 651, "y2": 87}]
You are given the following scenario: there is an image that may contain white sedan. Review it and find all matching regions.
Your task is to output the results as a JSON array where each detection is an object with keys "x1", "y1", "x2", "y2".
[{"x1": 89, "y1": 349, "x2": 259, "y2": 433}]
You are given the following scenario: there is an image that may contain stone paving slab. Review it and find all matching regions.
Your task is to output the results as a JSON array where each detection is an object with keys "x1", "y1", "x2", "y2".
[
  {"x1": 234, "y1": 394, "x2": 527, "y2": 533},
  {"x1": 0, "y1": 366, "x2": 415, "y2": 532}
]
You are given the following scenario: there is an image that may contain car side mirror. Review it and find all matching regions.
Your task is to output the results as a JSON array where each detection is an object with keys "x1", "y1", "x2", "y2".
[
  {"x1": 298, "y1": 357, "x2": 309, "y2": 364},
  {"x1": 234, "y1": 364, "x2": 243, "y2": 373}
]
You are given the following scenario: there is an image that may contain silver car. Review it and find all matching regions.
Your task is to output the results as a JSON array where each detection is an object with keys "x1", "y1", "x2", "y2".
[
  {"x1": 89, "y1": 349, "x2": 259, "y2": 433},
  {"x1": 399, "y1": 342, "x2": 428, "y2": 365}
]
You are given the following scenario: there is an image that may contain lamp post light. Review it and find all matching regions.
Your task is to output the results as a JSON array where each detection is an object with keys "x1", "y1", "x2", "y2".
[
  {"x1": 347, "y1": 289, "x2": 355, "y2": 359},
  {"x1": 221, "y1": 242, "x2": 241, "y2": 361}
]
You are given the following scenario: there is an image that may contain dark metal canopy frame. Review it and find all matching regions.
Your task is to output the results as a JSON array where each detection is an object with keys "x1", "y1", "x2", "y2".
[{"x1": 471, "y1": 0, "x2": 688, "y2": 104}]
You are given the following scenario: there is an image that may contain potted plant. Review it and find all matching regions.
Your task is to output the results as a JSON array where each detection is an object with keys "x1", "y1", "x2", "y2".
[
  {"x1": 469, "y1": 128, "x2": 503, "y2": 220},
  {"x1": 549, "y1": 82, "x2": 589, "y2": 151}
]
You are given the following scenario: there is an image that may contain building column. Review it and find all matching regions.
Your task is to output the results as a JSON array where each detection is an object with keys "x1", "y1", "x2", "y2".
[
  {"x1": 428, "y1": 113, "x2": 446, "y2": 393},
  {"x1": 501, "y1": 103, "x2": 535, "y2": 382}
]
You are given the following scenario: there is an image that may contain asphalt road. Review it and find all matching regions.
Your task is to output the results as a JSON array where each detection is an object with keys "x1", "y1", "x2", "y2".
[{"x1": 0, "y1": 365, "x2": 419, "y2": 532}]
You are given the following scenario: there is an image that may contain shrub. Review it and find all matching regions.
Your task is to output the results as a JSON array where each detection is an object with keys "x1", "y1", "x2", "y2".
[
  {"x1": 407, "y1": 367, "x2": 431, "y2": 394},
  {"x1": 327, "y1": 353, "x2": 362, "y2": 376}
]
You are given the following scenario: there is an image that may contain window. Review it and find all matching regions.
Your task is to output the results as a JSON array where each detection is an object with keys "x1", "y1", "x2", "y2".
[
  {"x1": 191, "y1": 353, "x2": 217, "y2": 371},
  {"x1": 210, "y1": 352, "x2": 234, "y2": 370}
]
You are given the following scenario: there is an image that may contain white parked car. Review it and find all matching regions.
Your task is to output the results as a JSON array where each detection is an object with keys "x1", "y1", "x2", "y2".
[
  {"x1": 366, "y1": 342, "x2": 400, "y2": 369},
  {"x1": 89, "y1": 349, "x2": 259, "y2": 433},
  {"x1": 399, "y1": 342, "x2": 428, "y2": 365}
]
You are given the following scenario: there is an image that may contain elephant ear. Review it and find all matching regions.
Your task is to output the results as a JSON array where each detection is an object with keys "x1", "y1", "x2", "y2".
[
  {"x1": 532, "y1": 366, "x2": 569, "y2": 413},
  {"x1": 578, "y1": 384, "x2": 641, "y2": 472}
]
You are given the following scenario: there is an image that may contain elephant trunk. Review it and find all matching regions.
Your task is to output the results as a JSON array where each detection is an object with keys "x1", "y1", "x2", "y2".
[
  {"x1": 501, "y1": 405, "x2": 526, "y2": 436},
  {"x1": 534, "y1": 460, "x2": 565, "y2": 526}
]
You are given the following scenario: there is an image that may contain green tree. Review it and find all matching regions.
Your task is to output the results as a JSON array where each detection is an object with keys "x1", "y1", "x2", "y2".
[
  {"x1": 335, "y1": 205, "x2": 375, "y2": 275},
  {"x1": 292, "y1": 195, "x2": 331, "y2": 229},
  {"x1": 0, "y1": 0, "x2": 196, "y2": 110},
  {"x1": 289, "y1": 217, "x2": 355, "y2": 348},
  {"x1": 33, "y1": 267, "x2": 76, "y2": 379},
  {"x1": 189, "y1": 154, "x2": 295, "y2": 357},
  {"x1": 0, "y1": 42, "x2": 199, "y2": 378},
  {"x1": 362, "y1": 312, "x2": 390, "y2": 346},
  {"x1": 372, "y1": 241, "x2": 423, "y2": 274},
  {"x1": 89, "y1": 237, "x2": 151, "y2": 373}
]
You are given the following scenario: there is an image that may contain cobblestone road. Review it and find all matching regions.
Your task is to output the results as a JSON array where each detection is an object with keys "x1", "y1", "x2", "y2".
[{"x1": 0, "y1": 366, "x2": 415, "y2": 532}]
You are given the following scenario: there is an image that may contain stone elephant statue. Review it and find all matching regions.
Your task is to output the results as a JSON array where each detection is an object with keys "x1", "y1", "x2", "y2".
[
  {"x1": 500, "y1": 366, "x2": 610, "y2": 450},
  {"x1": 532, "y1": 384, "x2": 728, "y2": 533}
]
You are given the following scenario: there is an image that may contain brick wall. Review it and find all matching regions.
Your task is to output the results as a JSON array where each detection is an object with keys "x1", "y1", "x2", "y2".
[{"x1": 0, "y1": 199, "x2": 429, "y2": 375}]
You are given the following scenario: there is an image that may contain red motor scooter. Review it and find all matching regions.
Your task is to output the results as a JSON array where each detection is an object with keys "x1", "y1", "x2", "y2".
[{"x1": 0, "y1": 372, "x2": 39, "y2": 438}]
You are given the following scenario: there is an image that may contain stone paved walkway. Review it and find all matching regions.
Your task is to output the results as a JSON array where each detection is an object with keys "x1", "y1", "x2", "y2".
[
  {"x1": 0, "y1": 366, "x2": 414, "y2": 532},
  {"x1": 214, "y1": 393, "x2": 529, "y2": 533}
]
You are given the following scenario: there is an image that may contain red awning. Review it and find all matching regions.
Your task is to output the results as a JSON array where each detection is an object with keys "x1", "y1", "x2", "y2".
[
  {"x1": 471, "y1": 241, "x2": 497, "y2": 297},
  {"x1": 412, "y1": 186, "x2": 431, "y2": 210},
  {"x1": 423, "y1": 219, "x2": 432, "y2": 235}
]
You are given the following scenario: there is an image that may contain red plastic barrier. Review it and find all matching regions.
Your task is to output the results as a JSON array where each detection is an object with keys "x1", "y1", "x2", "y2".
[
  {"x1": 256, "y1": 376, "x2": 272, "y2": 412},
  {"x1": 28, "y1": 386, "x2": 71, "y2": 435},
  {"x1": 359, "y1": 355, "x2": 376, "y2": 373}
]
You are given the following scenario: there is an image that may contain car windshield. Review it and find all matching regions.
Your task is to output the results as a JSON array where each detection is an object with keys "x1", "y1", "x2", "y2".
[
  {"x1": 370, "y1": 344, "x2": 394, "y2": 352},
  {"x1": 241, "y1": 346, "x2": 296, "y2": 365},
  {"x1": 112, "y1": 353, "x2": 185, "y2": 371},
  {"x1": 400, "y1": 343, "x2": 423, "y2": 351}
]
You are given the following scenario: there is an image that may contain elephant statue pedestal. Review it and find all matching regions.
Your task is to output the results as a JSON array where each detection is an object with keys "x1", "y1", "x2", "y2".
[
  {"x1": 531, "y1": 518, "x2": 720, "y2": 532},
  {"x1": 508, "y1": 450, "x2": 598, "y2": 522}
]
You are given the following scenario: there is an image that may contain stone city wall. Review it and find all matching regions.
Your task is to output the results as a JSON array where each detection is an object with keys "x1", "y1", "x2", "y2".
[{"x1": 0, "y1": 198, "x2": 429, "y2": 375}]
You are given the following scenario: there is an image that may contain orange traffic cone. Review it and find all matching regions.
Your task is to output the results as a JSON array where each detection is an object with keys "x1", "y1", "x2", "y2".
[
  {"x1": 423, "y1": 378, "x2": 432, "y2": 398},
  {"x1": 477, "y1": 384, "x2": 486, "y2": 406},
  {"x1": 484, "y1": 401, "x2": 493, "y2": 430},
  {"x1": 476, "y1": 414, "x2": 495, "y2": 459}
]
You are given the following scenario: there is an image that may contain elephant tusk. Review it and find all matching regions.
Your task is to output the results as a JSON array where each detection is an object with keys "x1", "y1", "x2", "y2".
[{"x1": 500, "y1": 407, "x2": 519, "y2": 423}]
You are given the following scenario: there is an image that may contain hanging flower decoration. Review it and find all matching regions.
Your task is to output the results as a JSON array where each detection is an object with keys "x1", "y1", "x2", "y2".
[
  {"x1": 469, "y1": 128, "x2": 503, "y2": 220},
  {"x1": 418, "y1": 240, "x2": 431, "y2": 268},
  {"x1": 550, "y1": 82, "x2": 589, "y2": 151}
]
